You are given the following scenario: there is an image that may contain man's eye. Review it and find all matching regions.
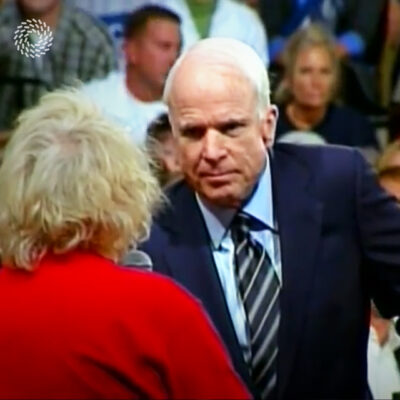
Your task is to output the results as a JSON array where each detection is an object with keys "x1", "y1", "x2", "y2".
[
  {"x1": 220, "y1": 122, "x2": 244, "y2": 134},
  {"x1": 181, "y1": 127, "x2": 204, "y2": 138},
  {"x1": 299, "y1": 67, "x2": 312, "y2": 74}
]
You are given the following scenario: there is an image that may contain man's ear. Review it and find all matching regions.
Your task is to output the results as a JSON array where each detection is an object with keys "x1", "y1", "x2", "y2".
[
  {"x1": 123, "y1": 39, "x2": 137, "y2": 65},
  {"x1": 261, "y1": 105, "x2": 278, "y2": 148}
]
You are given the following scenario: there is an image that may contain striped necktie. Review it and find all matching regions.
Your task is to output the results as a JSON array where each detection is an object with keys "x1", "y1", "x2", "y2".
[{"x1": 231, "y1": 212, "x2": 280, "y2": 400}]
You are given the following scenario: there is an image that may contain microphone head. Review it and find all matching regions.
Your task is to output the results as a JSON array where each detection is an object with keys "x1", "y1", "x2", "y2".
[{"x1": 121, "y1": 250, "x2": 153, "y2": 271}]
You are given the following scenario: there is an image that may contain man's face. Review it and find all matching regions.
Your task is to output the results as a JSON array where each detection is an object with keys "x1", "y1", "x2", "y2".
[
  {"x1": 380, "y1": 177, "x2": 400, "y2": 202},
  {"x1": 17, "y1": 0, "x2": 59, "y2": 15},
  {"x1": 169, "y1": 63, "x2": 276, "y2": 208},
  {"x1": 125, "y1": 18, "x2": 180, "y2": 93}
]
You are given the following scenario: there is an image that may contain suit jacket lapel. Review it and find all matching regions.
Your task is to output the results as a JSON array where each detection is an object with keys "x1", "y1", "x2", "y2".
[
  {"x1": 160, "y1": 184, "x2": 255, "y2": 392},
  {"x1": 271, "y1": 146, "x2": 323, "y2": 399}
]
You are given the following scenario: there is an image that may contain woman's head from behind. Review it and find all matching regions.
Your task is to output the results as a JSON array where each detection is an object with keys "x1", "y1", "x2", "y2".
[
  {"x1": 0, "y1": 89, "x2": 162, "y2": 270},
  {"x1": 275, "y1": 24, "x2": 339, "y2": 108}
]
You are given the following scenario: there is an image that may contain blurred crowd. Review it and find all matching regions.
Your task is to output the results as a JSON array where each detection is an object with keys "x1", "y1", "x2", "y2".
[
  {"x1": 1, "y1": 0, "x2": 400, "y2": 162},
  {"x1": 1, "y1": 0, "x2": 400, "y2": 398}
]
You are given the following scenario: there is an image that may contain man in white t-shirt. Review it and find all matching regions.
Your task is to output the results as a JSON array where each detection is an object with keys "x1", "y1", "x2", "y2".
[
  {"x1": 368, "y1": 304, "x2": 400, "y2": 400},
  {"x1": 145, "y1": 0, "x2": 268, "y2": 65},
  {"x1": 72, "y1": 0, "x2": 268, "y2": 66},
  {"x1": 82, "y1": 5, "x2": 181, "y2": 144},
  {"x1": 368, "y1": 168, "x2": 400, "y2": 400}
]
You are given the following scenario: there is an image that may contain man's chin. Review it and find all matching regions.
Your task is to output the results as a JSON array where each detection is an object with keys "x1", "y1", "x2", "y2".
[{"x1": 198, "y1": 186, "x2": 241, "y2": 209}]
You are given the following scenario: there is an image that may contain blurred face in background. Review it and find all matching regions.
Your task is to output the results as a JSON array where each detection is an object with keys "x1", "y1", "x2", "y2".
[
  {"x1": 157, "y1": 135, "x2": 181, "y2": 177},
  {"x1": 289, "y1": 45, "x2": 336, "y2": 109},
  {"x1": 382, "y1": 151, "x2": 400, "y2": 170},
  {"x1": 125, "y1": 17, "x2": 180, "y2": 94},
  {"x1": 380, "y1": 176, "x2": 400, "y2": 202},
  {"x1": 17, "y1": 0, "x2": 59, "y2": 15}
]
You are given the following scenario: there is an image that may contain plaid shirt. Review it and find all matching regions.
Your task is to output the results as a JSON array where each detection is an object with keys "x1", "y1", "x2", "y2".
[{"x1": 0, "y1": 1, "x2": 118, "y2": 130}]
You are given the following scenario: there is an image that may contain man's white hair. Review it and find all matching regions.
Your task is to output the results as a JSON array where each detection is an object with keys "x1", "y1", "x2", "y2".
[{"x1": 163, "y1": 37, "x2": 270, "y2": 118}]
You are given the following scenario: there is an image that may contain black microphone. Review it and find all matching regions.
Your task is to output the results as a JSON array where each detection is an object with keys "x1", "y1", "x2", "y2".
[{"x1": 121, "y1": 250, "x2": 153, "y2": 271}]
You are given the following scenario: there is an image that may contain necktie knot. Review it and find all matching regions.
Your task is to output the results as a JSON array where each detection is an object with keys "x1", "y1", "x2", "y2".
[
  {"x1": 231, "y1": 212, "x2": 267, "y2": 242},
  {"x1": 232, "y1": 210, "x2": 250, "y2": 229}
]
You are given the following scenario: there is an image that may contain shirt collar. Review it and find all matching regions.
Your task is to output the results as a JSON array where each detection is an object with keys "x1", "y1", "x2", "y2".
[
  {"x1": 370, "y1": 322, "x2": 400, "y2": 349},
  {"x1": 197, "y1": 154, "x2": 275, "y2": 250}
]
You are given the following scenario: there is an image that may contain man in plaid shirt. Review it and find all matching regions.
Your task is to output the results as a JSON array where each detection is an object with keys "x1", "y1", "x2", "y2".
[{"x1": 0, "y1": 0, "x2": 118, "y2": 134}]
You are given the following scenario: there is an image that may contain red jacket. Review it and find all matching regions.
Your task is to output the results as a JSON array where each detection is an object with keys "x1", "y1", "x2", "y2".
[{"x1": 0, "y1": 251, "x2": 250, "y2": 399}]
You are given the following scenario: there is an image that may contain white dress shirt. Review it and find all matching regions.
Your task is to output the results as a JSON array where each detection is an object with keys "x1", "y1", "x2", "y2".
[
  {"x1": 197, "y1": 156, "x2": 281, "y2": 358},
  {"x1": 368, "y1": 323, "x2": 400, "y2": 400}
]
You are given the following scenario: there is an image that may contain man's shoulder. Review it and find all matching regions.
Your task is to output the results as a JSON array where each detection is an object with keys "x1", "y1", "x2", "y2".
[
  {"x1": 83, "y1": 71, "x2": 121, "y2": 92},
  {"x1": 219, "y1": 0, "x2": 262, "y2": 21},
  {"x1": 273, "y1": 142, "x2": 365, "y2": 181},
  {"x1": 274, "y1": 142, "x2": 359, "y2": 163},
  {"x1": 62, "y1": 3, "x2": 115, "y2": 47}
]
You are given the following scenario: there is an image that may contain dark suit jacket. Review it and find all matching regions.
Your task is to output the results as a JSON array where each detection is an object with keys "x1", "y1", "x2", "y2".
[{"x1": 141, "y1": 144, "x2": 400, "y2": 399}]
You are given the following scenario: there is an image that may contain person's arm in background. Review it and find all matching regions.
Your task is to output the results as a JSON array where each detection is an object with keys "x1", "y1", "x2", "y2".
[{"x1": 335, "y1": 0, "x2": 387, "y2": 60}]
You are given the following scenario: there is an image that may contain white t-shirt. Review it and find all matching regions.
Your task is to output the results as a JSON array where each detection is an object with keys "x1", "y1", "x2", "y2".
[
  {"x1": 368, "y1": 323, "x2": 400, "y2": 400},
  {"x1": 82, "y1": 71, "x2": 167, "y2": 144}
]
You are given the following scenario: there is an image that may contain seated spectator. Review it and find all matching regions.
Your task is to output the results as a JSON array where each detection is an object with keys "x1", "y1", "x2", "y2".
[
  {"x1": 274, "y1": 24, "x2": 378, "y2": 161},
  {"x1": 0, "y1": 0, "x2": 117, "y2": 134},
  {"x1": 368, "y1": 303, "x2": 400, "y2": 400},
  {"x1": 82, "y1": 5, "x2": 180, "y2": 144},
  {"x1": 146, "y1": 112, "x2": 181, "y2": 187},
  {"x1": 71, "y1": 0, "x2": 268, "y2": 65},
  {"x1": 377, "y1": 141, "x2": 400, "y2": 200},
  {"x1": 368, "y1": 150, "x2": 400, "y2": 399},
  {"x1": 0, "y1": 89, "x2": 250, "y2": 400},
  {"x1": 377, "y1": 140, "x2": 400, "y2": 172},
  {"x1": 259, "y1": 0, "x2": 386, "y2": 111}
]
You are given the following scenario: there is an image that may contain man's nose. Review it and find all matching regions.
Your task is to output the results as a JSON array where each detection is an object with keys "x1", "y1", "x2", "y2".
[
  {"x1": 168, "y1": 46, "x2": 179, "y2": 65},
  {"x1": 201, "y1": 129, "x2": 226, "y2": 162}
]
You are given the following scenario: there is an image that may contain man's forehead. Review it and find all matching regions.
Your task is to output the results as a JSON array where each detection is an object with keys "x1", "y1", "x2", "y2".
[{"x1": 170, "y1": 62, "x2": 253, "y2": 102}]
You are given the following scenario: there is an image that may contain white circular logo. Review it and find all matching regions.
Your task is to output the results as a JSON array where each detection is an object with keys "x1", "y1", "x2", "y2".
[{"x1": 14, "y1": 18, "x2": 53, "y2": 58}]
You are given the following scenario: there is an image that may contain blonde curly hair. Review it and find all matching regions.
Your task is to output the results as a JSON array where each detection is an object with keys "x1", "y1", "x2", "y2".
[{"x1": 0, "y1": 89, "x2": 163, "y2": 270}]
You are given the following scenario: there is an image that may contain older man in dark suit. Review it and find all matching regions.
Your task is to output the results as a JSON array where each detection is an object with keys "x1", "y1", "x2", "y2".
[{"x1": 141, "y1": 37, "x2": 400, "y2": 399}]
